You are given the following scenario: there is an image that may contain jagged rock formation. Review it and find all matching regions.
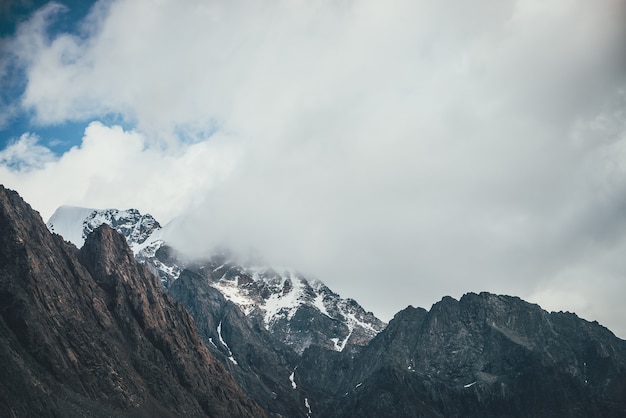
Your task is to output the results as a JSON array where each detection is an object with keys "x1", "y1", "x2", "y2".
[
  {"x1": 296, "y1": 293, "x2": 626, "y2": 417},
  {"x1": 0, "y1": 186, "x2": 265, "y2": 417}
]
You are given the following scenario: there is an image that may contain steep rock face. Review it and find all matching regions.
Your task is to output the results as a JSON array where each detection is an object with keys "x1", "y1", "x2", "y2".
[
  {"x1": 169, "y1": 270, "x2": 308, "y2": 417},
  {"x1": 0, "y1": 186, "x2": 264, "y2": 417},
  {"x1": 297, "y1": 293, "x2": 626, "y2": 417}
]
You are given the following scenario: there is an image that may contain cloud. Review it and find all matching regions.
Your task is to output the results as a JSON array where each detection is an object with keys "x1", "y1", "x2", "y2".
[
  {"x1": 0, "y1": 132, "x2": 55, "y2": 170},
  {"x1": 0, "y1": 121, "x2": 240, "y2": 222},
  {"x1": 2, "y1": 0, "x2": 626, "y2": 336}
]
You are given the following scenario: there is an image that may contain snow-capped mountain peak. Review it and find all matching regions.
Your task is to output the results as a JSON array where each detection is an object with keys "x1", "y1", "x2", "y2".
[
  {"x1": 47, "y1": 206, "x2": 161, "y2": 252},
  {"x1": 196, "y1": 259, "x2": 386, "y2": 353}
]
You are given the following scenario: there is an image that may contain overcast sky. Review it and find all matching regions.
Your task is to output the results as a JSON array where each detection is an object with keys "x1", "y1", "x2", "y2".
[{"x1": 1, "y1": 0, "x2": 626, "y2": 337}]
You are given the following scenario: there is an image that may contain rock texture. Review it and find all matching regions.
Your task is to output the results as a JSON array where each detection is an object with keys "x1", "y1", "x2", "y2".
[
  {"x1": 0, "y1": 185, "x2": 265, "y2": 417},
  {"x1": 296, "y1": 293, "x2": 626, "y2": 417}
]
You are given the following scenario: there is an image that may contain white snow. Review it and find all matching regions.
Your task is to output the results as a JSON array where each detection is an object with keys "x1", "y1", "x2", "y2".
[
  {"x1": 212, "y1": 263, "x2": 227, "y2": 272},
  {"x1": 355, "y1": 382, "x2": 362, "y2": 388},
  {"x1": 217, "y1": 321, "x2": 238, "y2": 365},
  {"x1": 331, "y1": 330, "x2": 351, "y2": 351},
  {"x1": 338, "y1": 337, "x2": 350, "y2": 351},
  {"x1": 151, "y1": 258, "x2": 181, "y2": 280},
  {"x1": 344, "y1": 310, "x2": 378, "y2": 334},
  {"x1": 211, "y1": 282, "x2": 255, "y2": 315},
  {"x1": 46, "y1": 206, "x2": 97, "y2": 247},
  {"x1": 289, "y1": 367, "x2": 297, "y2": 389},
  {"x1": 304, "y1": 397, "x2": 312, "y2": 417},
  {"x1": 261, "y1": 271, "x2": 305, "y2": 325},
  {"x1": 131, "y1": 226, "x2": 165, "y2": 255},
  {"x1": 327, "y1": 307, "x2": 379, "y2": 352},
  {"x1": 313, "y1": 292, "x2": 331, "y2": 318},
  {"x1": 464, "y1": 381, "x2": 477, "y2": 388}
]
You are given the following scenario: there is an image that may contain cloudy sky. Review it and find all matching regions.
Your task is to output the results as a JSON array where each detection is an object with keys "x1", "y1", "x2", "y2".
[{"x1": 1, "y1": 0, "x2": 626, "y2": 337}]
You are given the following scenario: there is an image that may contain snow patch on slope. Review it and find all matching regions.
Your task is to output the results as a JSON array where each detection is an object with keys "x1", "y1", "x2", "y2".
[
  {"x1": 212, "y1": 280, "x2": 256, "y2": 315},
  {"x1": 261, "y1": 270, "x2": 307, "y2": 326},
  {"x1": 313, "y1": 291, "x2": 331, "y2": 318},
  {"x1": 289, "y1": 367, "x2": 297, "y2": 389},
  {"x1": 217, "y1": 321, "x2": 238, "y2": 365}
]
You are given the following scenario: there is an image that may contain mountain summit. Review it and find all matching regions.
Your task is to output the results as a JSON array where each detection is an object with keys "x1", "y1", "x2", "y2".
[{"x1": 47, "y1": 205, "x2": 161, "y2": 250}]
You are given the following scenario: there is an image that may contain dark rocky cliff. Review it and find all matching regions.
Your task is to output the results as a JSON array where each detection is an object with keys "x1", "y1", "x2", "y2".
[
  {"x1": 0, "y1": 185, "x2": 265, "y2": 417},
  {"x1": 297, "y1": 293, "x2": 626, "y2": 417}
]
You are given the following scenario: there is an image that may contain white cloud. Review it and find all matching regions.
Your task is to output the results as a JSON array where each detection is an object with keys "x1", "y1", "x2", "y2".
[
  {"x1": 0, "y1": 121, "x2": 241, "y2": 222},
  {"x1": 530, "y1": 266, "x2": 626, "y2": 339},
  {"x1": 2, "y1": 0, "x2": 626, "y2": 336},
  {"x1": 0, "y1": 133, "x2": 56, "y2": 170}
]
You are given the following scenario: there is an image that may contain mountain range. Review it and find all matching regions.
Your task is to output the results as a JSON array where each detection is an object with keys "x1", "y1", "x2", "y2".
[
  {"x1": 2, "y1": 186, "x2": 626, "y2": 417},
  {"x1": 47, "y1": 205, "x2": 386, "y2": 356}
]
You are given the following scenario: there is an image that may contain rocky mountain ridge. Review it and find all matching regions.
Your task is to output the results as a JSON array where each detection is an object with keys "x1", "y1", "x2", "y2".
[
  {"x1": 27, "y1": 195, "x2": 626, "y2": 417},
  {"x1": 186, "y1": 255, "x2": 386, "y2": 354},
  {"x1": 294, "y1": 293, "x2": 626, "y2": 417},
  {"x1": 47, "y1": 205, "x2": 386, "y2": 354}
]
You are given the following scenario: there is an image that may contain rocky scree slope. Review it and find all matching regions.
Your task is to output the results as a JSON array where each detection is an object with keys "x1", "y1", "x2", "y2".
[{"x1": 0, "y1": 186, "x2": 264, "y2": 417}]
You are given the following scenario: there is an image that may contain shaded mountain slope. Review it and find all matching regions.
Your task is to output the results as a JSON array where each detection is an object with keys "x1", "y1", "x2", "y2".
[
  {"x1": 0, "y1": 185, "x2": 264, "y2": 417},
  {"x1": 297, "y1": 293, "x2": 626, "y2": 417}
]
